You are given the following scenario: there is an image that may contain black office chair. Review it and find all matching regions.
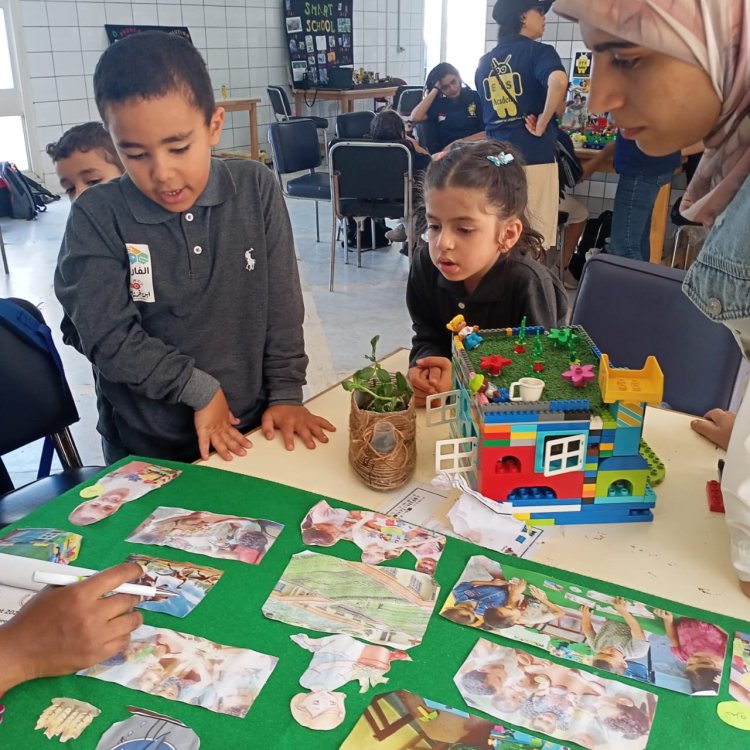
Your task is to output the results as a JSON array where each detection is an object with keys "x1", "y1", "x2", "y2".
[
  {"x1": 394, "y1": 86, "x2": 423, "y2": 116},
  {"x1": 329, "y1": 141, "x2": 413, "y2": 291},
  {"x1": 571, "y1": 254, "x2": 744, "y2": 416},
  {"x1": 267, "y1": 85, "x2": 329, "y2": 154},
  {"x1": 268, "y1": 119, "x2": 330, "y2": 242},
  {"x1": 335, "y1": 111, "x2": 375, "y2": 139},
  {"x1": 0, "y1": 298, "x2": 104, "y2": 527}
]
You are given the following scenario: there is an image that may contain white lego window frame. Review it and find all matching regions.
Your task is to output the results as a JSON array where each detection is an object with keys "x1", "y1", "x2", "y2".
[
  {"x1": 435, "y1": 437, "x2": 477, "y2": 475},
  {"x1": 426, "y1": 390, "x2": 461, "y2": 426},
  {"x1": 543, "y1": 434, "x2": 585, "y2": 477}
]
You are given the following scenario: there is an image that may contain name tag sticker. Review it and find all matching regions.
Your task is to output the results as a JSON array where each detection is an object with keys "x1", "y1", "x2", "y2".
[{"x1": 127, "y1": 244, "x2": 155, "y2": 303}]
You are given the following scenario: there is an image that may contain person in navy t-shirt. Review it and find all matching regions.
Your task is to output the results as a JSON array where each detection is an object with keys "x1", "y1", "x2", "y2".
[
  {"x1": 610, "y1": 133, "x2": 680, "y2": 262},
  {"x1": 476, "y1": 1, "x2": 568, "y2": 250},
  {"x1": 410, "y1": 62, "x2": 484, "y2": 154}
]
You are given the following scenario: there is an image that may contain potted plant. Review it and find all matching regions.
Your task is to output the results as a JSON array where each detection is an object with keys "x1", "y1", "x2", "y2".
[{"x1": 342, "y1": 336, "x2": 416, "y2": 490}]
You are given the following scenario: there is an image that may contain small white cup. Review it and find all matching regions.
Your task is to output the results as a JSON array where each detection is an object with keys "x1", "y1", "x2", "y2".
[{"x1": 509, "y1": 377, "x2": 545, "y2": 402}]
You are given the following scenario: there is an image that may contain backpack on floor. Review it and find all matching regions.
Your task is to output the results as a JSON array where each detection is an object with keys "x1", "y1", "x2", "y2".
[
  {"x1": 0, "y1": 162, "x2": 37, "y2": 220},
  {"x1": 24, "y1": 172, "x2": 59, "y2": 208},
  {"x1": 569, "y1": 209, "x2": 613, "y2": 280},
  {"x1": 345, "y1": 217, "x2": 391, "y2": 249}
]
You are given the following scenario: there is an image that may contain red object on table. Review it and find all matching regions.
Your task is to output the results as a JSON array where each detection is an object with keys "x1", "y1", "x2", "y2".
[{"x1": 706, "y1": 480, "x2": 725, "y2": 513}]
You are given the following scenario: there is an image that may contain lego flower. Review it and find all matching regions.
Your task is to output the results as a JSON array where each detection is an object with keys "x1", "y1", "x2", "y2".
[
  {"x1": 562, "y1": 363, "x2": 595, "y2": 388},
  {"x1": 480, "y1": 354, "x2": 512, "y2": 376}
]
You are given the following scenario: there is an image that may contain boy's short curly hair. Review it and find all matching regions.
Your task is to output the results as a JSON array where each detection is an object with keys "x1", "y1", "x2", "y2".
[
  {"x1": 94, "y1": 31, "x2": 216, "y2": 125},
  {"x1": 45, "y1": 122, "x2": 123, "y2": 169}
]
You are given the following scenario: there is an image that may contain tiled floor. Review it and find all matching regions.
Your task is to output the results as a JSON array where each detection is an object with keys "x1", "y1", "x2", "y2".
[{"x1": 1, "y1": 195, "x2": 575, "y2": 488}]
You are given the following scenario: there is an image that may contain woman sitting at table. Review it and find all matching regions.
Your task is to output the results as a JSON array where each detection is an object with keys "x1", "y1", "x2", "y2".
[{"x1": 409, "y1": 63, "x2": 485, "y2": 154}]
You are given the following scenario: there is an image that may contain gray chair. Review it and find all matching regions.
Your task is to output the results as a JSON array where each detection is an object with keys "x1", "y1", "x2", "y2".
[
  {"x1": 571, "y1": 254, "x2": 743, "y2": 416},
  {"x1": 329, "y1": 141, "x2": 412, "y2": 291},
  {"x1": 267, "y1": 85, "x2": 329, "y2": 155},
  {"x1": 335, "y1": 111, "x2": 375, "y2": 139},
  {"x1": 268, "y1": 119, "x2": 330, "y2": 242},
  {"x1": 394, "y1": 86, "x2": 423, "y2": 116}
]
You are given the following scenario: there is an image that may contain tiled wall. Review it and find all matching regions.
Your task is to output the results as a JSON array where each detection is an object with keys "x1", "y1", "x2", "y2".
[{"x1": 14, "y1": 0, "x2": 425, "y2": 189}]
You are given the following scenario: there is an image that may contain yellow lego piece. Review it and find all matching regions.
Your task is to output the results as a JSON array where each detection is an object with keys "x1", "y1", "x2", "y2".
[{"x1": 598, "y1": 354, "x2": 664, "y2": 405}]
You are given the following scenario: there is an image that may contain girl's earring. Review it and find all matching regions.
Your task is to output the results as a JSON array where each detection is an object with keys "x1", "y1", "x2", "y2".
[{"x1": 420, "y1": 231, "x2": 430, "y2": 243}]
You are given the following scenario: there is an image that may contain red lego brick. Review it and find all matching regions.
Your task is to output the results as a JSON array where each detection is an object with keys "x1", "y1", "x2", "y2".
[{"x1": 706, "y1": 480, "x2": 725, "y2": 513}]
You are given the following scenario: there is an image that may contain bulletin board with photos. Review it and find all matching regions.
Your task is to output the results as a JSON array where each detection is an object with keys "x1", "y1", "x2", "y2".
[
  {"x1": 283, "y1": 0, "x2": 353, "y2": 87},
  {"x1": 561, "y1": 45, "x2": 593, "y2": 131}
]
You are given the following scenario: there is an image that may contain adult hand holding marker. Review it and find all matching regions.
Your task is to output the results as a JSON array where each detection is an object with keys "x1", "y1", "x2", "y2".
[{"x1": 0, "y1": 561, "x2": 145, "y2": 693}]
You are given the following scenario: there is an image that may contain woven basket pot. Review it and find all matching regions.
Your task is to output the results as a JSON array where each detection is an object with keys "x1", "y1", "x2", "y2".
[{"x1": 348, "y1": 387, "x2": 417, "y2": 491}]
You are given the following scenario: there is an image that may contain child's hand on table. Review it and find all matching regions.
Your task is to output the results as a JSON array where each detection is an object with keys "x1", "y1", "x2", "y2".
[
  {"x1": 528, "y1": 585, "x2": 548, "y2": 601},
  {"x1": 0, "y1": 563, "x2": 143, "y2": 692},
  {"x1": 579, "y1": 605, "x2": 592, "y2": 624},
  {"x1": 261, "y1": 405, "x2": 336, "y2": 450},
  {"x1": 407, "y1": 357, "x2": 452, "y2": 407},
  {"x1": 194, "y1": 388, "x2": 252, "y2": 461}
]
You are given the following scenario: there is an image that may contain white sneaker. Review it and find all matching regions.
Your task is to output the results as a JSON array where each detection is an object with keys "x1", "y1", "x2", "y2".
[
  {"x1": 385, "y1": 223, "x2": 407, "y2": 242},
  {"x1": 563, "y1": 269, "x2": 579, "y2": 290}
]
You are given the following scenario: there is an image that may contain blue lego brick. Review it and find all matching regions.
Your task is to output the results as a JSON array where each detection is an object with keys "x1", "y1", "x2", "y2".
[
  {"x1": 598, "y1": 455, "x2": 649, "y2": 472},
  {"x1": 485, "y1": 411, "x2": 542, "y2": 424},
  {"x1": 613, "y1": 426, "x2": 644, "y2": 457},
  {"x1": 594, "y1": 493, "x2": 648, "y2": 505},
  {"x1": 527, "y1": 508, "x2": 654, "y2": 525},
  {"x1": 507, "y1": 486, "x2": 558, "y2": 503},
  {"x1": 549, "y1": 399, "x2": 591, "y2": 412}
]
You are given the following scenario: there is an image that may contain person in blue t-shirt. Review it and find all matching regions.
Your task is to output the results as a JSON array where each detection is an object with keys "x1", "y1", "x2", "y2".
[
  {"x1": 610, "y1": 133, "x2": 680, "y2": 262},
  {"x1": 476, "y1": 1, "x2": 568, "y2": 250},
  {"x1": 410, "y1": 62, "x2": 484, "y2": 154}
]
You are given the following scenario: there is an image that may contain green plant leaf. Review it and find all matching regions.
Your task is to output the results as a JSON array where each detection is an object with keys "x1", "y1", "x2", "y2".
[
  {"x1": 396, "y1": 371, "x2": 411, "y2": 397},
  {"x1": 341, "y1": 379, "x2": 356, "y2": 392},
  {"x1": 358, "y1": 366, "x2": 375, "y2": 382},
  {"x1": 376, "y1": 368, "x2": 391, "y2": 384}
]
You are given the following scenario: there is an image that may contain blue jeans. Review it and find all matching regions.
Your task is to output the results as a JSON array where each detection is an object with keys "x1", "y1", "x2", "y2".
[{"x1": 610, "y1": 171, "x2": 673, "y2": 262}]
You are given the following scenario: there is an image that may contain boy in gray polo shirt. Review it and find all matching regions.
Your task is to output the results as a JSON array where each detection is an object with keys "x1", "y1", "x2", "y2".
[{"x1": 55, "y1": 32, "x2": 334, "y2": 464}]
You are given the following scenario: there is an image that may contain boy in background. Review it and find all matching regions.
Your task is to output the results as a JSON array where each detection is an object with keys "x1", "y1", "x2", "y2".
[
  {"x1": 55, "y1": 32, "x2": 333, "y2": 464},
  {"x1": 46, "y1": 122, "x2": 124, "y2": 202}
]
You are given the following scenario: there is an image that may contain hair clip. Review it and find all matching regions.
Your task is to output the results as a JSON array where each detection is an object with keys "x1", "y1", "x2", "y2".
[{"x1": 486, "y1": 152, "x2": 514, "y2": 167}]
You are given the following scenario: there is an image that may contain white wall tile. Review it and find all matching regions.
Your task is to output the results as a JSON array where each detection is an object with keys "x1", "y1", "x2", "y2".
[
  {"x1": 157, "y1": 4, "x2": 182, "y2": 25},
  {"x1": 80, "y1": 25, "x2": 106, "y2": 51},
  {"x1": 34, "y1": 101, "x2": 62, "y2": 127},
  {"x1": 20, "y1": 1, "x2": 49, "y2": 27},
  {"x1": 23, "y1": 26, "x2": 52, "y2": 53},
  {"x1": 53, "y1": 51, "x2": 84, "y2": 75},
  {"x1": 30, "y1": 76, "x2": 58, "y2": 102},
  {"x1": 47, "y1": 2, "x2": 78, "y2": 26},
  {"x1": 59, "y1": 98, "x2": 90, "y2": 124},
  {"x1": 132, "y1": 3, "x2": 158, "y2": 23},
  {"x1": 181, "y1": 5, "x2": 204, "y2": 27},
  {"x1": 51, "y1": 27, "x2": 82, "y2": 52},
  {"x1": 81, "y1": 49, "x2": 101, "y2": 73},
  {"x1": 104, "y1": 3, "x2": 132, "y2": 24},
  {"x1": 26, "y1": 51, "x2": 54, "y2": 77},
  {"x1": 204, "y1": 5, "x2": 226, "y2": 27},
  {"x1": 76, "y1": 2, "x2": 105, "y2": 26},
  {"x1": 205, "y1": 26, "x2": 227, "y2": 48},
  {"x1": 56, "y1": 74, "x2": 87, "y2": 100}
]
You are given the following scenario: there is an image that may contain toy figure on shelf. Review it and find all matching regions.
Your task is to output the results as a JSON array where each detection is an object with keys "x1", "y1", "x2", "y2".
[{"x1": 446, "y1": 315, "x2": 483, "y2": 350}]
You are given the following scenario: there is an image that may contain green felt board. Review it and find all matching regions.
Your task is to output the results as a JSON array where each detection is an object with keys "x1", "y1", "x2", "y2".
[{"x1": 1, "y1": 458, "x2": 749, "y2": 750}]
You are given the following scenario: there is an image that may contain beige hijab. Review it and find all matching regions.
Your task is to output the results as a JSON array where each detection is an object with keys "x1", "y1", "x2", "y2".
[{"x1": 555, "y1": 0, "x2": 750, "y2": 226}]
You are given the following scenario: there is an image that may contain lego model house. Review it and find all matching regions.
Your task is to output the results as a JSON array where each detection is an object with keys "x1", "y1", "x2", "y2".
[{"x1": 427, "y1": 321, "x2": 666, "y2": 526}]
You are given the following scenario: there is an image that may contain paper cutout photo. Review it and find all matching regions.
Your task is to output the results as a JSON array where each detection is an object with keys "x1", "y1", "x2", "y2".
[{"x1": 290, "y1": 691, "x2": 346, "y2": 730}]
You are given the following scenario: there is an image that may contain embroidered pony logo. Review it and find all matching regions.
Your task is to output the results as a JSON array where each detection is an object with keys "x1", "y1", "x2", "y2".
[{"x1": 245, "y1": 248, "x2": 255, "y2": 272}]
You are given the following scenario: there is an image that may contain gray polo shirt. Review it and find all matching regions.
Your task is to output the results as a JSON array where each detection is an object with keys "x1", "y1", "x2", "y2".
[{"x1": 55, "y1": 158, "x2": 308, "y2": 461}]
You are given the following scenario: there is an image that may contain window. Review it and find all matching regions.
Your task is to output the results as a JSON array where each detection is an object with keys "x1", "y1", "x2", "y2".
[
  {"x1": 426, "y1": 389, "x2": 460, "y2": 426},
  {"x1": 0, "y1": 3, "x2": 30, "y2": 170},
  {"x1": 435, "y1": 437, "x2": 477, "y2": 475},
  {"x1": 543, "y1": 434, "x2": 585, "y2": 477}
]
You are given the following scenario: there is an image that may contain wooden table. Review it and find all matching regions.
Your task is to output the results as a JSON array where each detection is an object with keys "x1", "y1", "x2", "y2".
[
  {"x1": 293, "y1": 85, "x2": 399, "y2": 116},
  {"x1": 575, "y1": 147, "x2": 672, "y2": 264},
  {"x1": 218, "y1": 98, "x2": 261, "y2": 159},
  {"x1": 202, "y1": 350, "x2": 747, "y2": 620}
]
